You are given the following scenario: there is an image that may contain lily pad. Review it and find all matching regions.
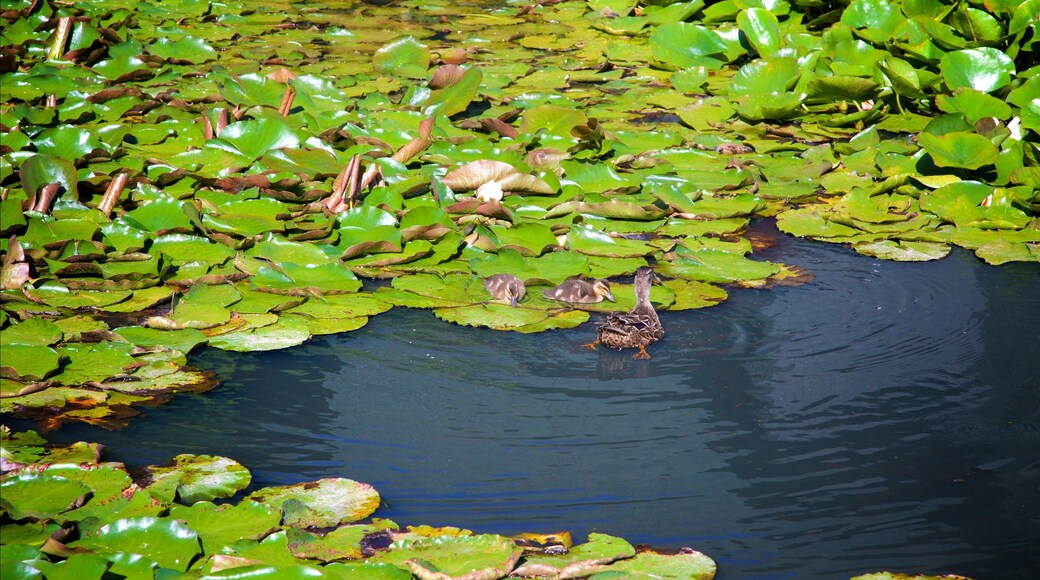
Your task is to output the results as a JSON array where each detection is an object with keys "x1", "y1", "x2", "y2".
[
  {"x1": 0, "y1": 473, "x2": 91, "y2": 520},
  {"x1": 588, "y1": 550, "x2": 716, "y2": 579},
  {"x1": 141, "y1": 454, "x2": 251, "y2": 504},
  {"x1": 168, "y1": 501, "x2": 280, "y2": 556},
  {"x1": 247, "y1": 478, "x2": 381, "y2": 528},
  {"x1": 513, "y1": 533, "x2": 635, "y2": 578},
  {"x1": 72, "y1": 516, "x2": 201, "y2": 573},
  {"x1": 371, "y1": 534, "x2": 523, "y2": 578}
]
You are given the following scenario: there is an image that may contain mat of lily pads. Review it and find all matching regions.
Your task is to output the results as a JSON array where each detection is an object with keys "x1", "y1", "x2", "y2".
[
  {"x1": 5, "y1": 0, "x2": 1033, "y2": 423},
  {"x1": 0, "y1": 427, "x2": 971, "y2": 579}
]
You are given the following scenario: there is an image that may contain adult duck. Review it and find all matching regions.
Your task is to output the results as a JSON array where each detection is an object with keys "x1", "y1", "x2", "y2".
[{"x1": 587, "y1": 266, "x2": 663, "y2": 359}]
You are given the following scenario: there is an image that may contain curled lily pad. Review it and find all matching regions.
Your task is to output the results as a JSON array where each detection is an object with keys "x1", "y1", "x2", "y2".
[
  {"x1": 140, "y1": 454, "x2": 251, "y2": 504},
  {"x1": 247, "y1": 478, "x2": 381, "y2": 528},
  {"x1": 441, "y1": 160, "x2": 552, "y2": 194}
]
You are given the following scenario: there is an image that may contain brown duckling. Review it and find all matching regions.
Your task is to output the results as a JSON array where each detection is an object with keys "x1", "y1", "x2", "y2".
[
  {"x1": 542, "y1": 277, "x2": 615, "y2": 304},
  {"x1": 585, "y1": 266, "x2": 663, "y2": 359},
  {"x1": 483, "y1": 273, "x2": 526, "y2": 307}
]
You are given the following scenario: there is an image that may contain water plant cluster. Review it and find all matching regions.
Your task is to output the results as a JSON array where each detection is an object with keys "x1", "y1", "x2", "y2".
[
  {"x1": 1, "y1": 427, "x2": 721, "y2": 578},
  {"x1": 1, "y1": 0, "x2": 1037, "y2": 575}
]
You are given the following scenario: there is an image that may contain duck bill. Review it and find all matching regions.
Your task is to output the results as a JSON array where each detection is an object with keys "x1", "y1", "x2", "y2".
[
  {"x1": 510, "y1": 296, "x2": 519, "y2": 307},
  {"x1": 604, "y1": 290, "x2": 616, "y2": 302}
]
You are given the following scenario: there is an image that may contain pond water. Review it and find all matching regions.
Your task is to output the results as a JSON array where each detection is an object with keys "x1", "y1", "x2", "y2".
[{"x1": 31, "y1": 221, "x2": 1040, "y2": 579}]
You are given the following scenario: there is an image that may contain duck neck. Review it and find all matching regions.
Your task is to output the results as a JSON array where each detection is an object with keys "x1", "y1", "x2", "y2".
[{"x1": 633, "y1": 275, "x2": 652, "y2": 311}]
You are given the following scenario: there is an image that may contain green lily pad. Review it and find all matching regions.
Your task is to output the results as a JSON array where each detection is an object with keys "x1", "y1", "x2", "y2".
[
  {"x1": 148, "y1": 36, "x2": 216, "y2": 63},
  {"x1": 371, "y1": 534, "x2": 523, "y2": 578},
  {"x1": 659, "y1": 251, "x2": 780, "y2": 284},
  {"x1": 373, "y1": 36, "x2": 429, "y2": 79},
  {"x1": 588, "y1": 550, "x2": 716, "y2": 579},
  {"x1": 120, "y1": 198, "x2": 201, "y2": 235},
  {"x1": 424, "y1": 65, "x2": 483, "y2": 117},
  {"x1": 34, "y1": 125, "x2": 104, "y2": 161},
  {"x1": 72, "y1": 516, "x2": 201, "y2": 573},
  {"x1": 650, "y1": 22, "x2": 727, "y2": 70},
  {"x1": 168, "y1": 501, "x2": 280, "y2": 556},
  {"x1": 23, "y1": 553, "x2": 109, "y2": 580},
  {"x1": 61, "y1": 487, "x2": 165, "y2": 528},
  {"x1": 141, "y1": 454, "x2": 251, "y2": 504},
  {"x1": 917, "y1": 132, "x2": 999, "y2": 170},
  {"x1": 566, "y1": 225, "x2": 657, "y2": 258},
  {"x1": 247, "y1": 478, "x2": 381, "y2": 528},
  {"x1": 19, "y1": 154, "x2": 78, "y2": 201},
  {"x1": 207, "y1": 317, "x2": 311, "y2": 352},
  {"x1": 434, "y1": 303, "x2": 552, "y2": 330},
  {"x1": 940, "y1": 48, "x2": 1014, "y2": 94},
  {"x1": 248, "y1": 236, "x2": 331, "y2": 266},
  {"x1": 513, "y1": 533, "x2": 635, "y2": 578},
  {"x1": 1, "y1": 345, "x2": 61, "y2": 381},
  {"x1": 1, "y1": 319, "x2": 62, "y2": 346},
  {"x1": 250, "y1": 262, "x2": 363, "y2": 294},
  {"x1": 113, "y1": 327, "x2": 208, "y2": 353},
  {"x1": 210, "y1": 119, "x2": 303, "y2": 162},
  {"x1": 737, "y1": 8, "x2": 780, "y2": 58},
  {"x1": 287, "y1": 522, "x2": 396, "y2": 562},
  {"x1": 0, "y1": 474, "x2": 91, "y2": 520},
  {"x1": 54, "y1": 342, "x2": 136, "y2": 385},
  {"x1": 853, "y1": 240, "x2": 951, "y2": 261}
]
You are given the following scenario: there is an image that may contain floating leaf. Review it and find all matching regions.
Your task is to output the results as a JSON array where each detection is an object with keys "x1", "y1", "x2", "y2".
[
  {"x1": 513, "y1": 533, "x2": 635, "y2": 578},
  {"x1": 0, "y1": 474, "x2": 91, "y2": 520},
  {"x1": 19, "y1": 154, "x2": 78, "y2": 201},
  {"x1": 588, "y1": 550, "x2": 716, "y2": 579},
  {"x1": 1, "y1": 345, "x2": 61, "y2": 381},
  {"x1": 737, "y1": 8, "x2": 780, "y2": 58},
  {"x1": 141, "y1": 454, "x2": 251, "y2": 504},
  {"x1": 424, "y1": 65, "x2": 482, "y2": 117},
  {"x1": 917, "y1": 132, "x2": 999, "y2": 170},
  {"x1": 650, "y1": 22, "x2": 727, "y2": 69},
  {"x1": 72, "y1": 517, "x2": 201, "y2": 572},
  {"x1": 940, "y1": 48, "x2": 1015, "y2": 94},
  {"x1": 373, "y1": 36, "x2": 430, "y2": 79},
  {"x1": 168, "y1": 501, "x2": 280, "y2": 556},
  {"x1": 207, "y1": 318, "x2": 311, "y2": 352},
  {"x1": 371, "y1": 535, "x2": 522, "y2": 578},
  {"x1": 247, "y1": 478, "x2": 380, "y2": 528}
]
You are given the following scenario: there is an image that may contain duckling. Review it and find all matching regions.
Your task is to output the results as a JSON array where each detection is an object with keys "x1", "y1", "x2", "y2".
[
  {"x1": 542, "y1": 277, "x2": 615, "y2": 304},
  {"x1": 585, "y1": 266, "x2": 663, "y2": 359},
  {"x1": 483, "y1": 273, "x2": 526, "y2": 307}
]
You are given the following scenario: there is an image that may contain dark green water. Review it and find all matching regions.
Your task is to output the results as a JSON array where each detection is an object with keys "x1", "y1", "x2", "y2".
[{"x1": 30, "y1": 221, "x2": 1040, "y2": 579}]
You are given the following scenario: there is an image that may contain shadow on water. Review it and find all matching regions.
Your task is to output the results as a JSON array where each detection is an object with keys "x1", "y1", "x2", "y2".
[{"x1": 27, "y1": 221, "x2": 1040, "y2": 579}]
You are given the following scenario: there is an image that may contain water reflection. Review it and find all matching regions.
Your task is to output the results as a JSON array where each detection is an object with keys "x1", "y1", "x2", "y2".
[{"x1": 24, "y1": 223, "x2": 1039, "y2": 579}]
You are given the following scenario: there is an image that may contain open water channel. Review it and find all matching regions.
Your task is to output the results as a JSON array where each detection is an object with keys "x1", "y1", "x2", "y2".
[{"x1": 33, "y1": 221, "x2": 1040, "y2": 579}]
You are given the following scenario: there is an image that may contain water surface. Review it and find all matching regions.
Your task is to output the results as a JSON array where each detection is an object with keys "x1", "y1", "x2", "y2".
[{"x1": 34, "y1": 222, "x2": 1040, "y2": 579}]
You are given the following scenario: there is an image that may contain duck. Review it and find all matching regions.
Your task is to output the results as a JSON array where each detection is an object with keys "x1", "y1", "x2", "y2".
[
  {"x1": 483, "y1": 273, "x2": 526, "y2": 307},
  {"x1": 585, "y1": 266, "x2": 663, "y2": 359},
  {"x1": 542, "y1": 277, "x2": 615, "y2": 304}
]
